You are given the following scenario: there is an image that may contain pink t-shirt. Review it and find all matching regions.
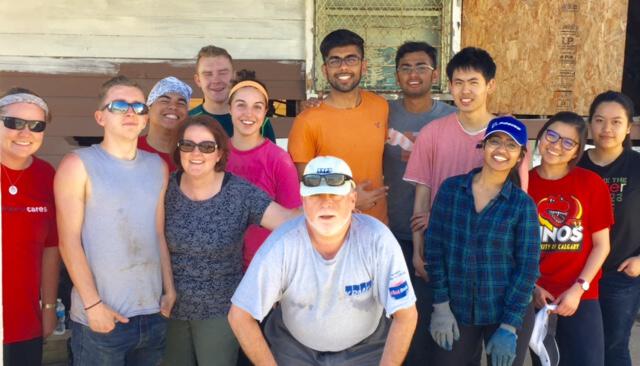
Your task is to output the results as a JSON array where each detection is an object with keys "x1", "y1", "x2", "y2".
[
  {"x1": 403, "y1": 113, "x2": 530, "y2": 206},
  {"x1": 226, "y1": 139, "x2": 302, "y2": 269}
]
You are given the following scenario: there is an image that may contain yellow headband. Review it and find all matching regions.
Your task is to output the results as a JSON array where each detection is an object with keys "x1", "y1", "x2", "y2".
[{"x1": 229, "y1": 80, "x2": 269, "y2": 102}]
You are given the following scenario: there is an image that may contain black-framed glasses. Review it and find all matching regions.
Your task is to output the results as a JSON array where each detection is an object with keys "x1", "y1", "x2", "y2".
[
  {"x1": 177, "y1": 139, "x2": 218, "y2": 154},
  {"x1": 302, "y1": 173, "x2": 352, "y2": 187},
  {"x1": 485, "y1": 137, "x2": 520, "y2": 152},
  {"x1": 544, "y1": 129, "x2": 578, "y2": 150},
  {"x1": 397, "y1": 64, "x2": 435, "y2": 75},
  {"x1": 1, "y1": 116, "x2": 47, "y2": 132},
  {"x1": 325, "y1": 55, "x2": 362, "y2": 68},
  {"x1": 101, "y1": 100, "x2": 149, "y2": 115}
]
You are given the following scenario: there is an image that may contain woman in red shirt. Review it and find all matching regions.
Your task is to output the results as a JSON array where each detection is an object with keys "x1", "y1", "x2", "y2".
[
  {"x1": 528, "y1": 111, "x2": 613, "y2": 366},
  {"x1": 1, "y1": 87, "x2": 60, "y2": 366}
]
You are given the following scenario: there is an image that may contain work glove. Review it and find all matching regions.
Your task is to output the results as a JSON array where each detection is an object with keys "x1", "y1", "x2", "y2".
[
  {"x1": 486, "y1": 324, "x2": 518, "y2": 366},
  {"x1": 429, "y1": 301, "x2": 460, "y2": 351}
]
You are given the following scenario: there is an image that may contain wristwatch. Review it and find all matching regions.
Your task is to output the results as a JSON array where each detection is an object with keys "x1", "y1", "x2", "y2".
[
  {"x1": 42, "y1": 303, "x2": 56, "y2": 310},
  {"x1": 576, "y1": 278, "x2": 590, "y2": 291}
]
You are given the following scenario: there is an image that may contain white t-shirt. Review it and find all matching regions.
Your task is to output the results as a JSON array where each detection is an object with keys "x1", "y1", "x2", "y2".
[{"x1": 231, "y1": 214, "x2": 416, "y2": 352}]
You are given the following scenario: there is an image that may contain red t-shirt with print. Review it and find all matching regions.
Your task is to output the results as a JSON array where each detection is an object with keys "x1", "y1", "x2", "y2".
[
  {"x1": 528, "y1": 167, "x2": 613, "y2": 300},
  {"x1": 2, "y1": 157, "x2": 58, "y2": 344}
]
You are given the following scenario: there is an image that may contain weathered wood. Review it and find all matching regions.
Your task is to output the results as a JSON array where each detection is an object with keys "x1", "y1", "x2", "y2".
[
  {"x1": 462, "y1": 0, "x2": 628, "y2": 115},
  {"x1": 0, "y1": 0, "x2": 305, "y2": 62},
  {"x1": 0, "y1": 60, "x2": 305, "y2": 143}
]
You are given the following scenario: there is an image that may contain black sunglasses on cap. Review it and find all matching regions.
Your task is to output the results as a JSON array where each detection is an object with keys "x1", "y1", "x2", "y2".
[
  {"x1": 1, "y1": 116, "x2": 47, "y2": 132},
  {"x1": 177, "y1": 139, "x2": 218, "y2": 154},
  {"x1": 101, "y1": 100, "x2": 149, "y2": 115},
  {"x1": 302, "y1": 173, "x2": 352, "y2": 187}
]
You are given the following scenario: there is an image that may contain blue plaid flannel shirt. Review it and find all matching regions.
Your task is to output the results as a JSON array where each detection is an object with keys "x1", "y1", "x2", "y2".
[{"x1": 425, "y1": 168, "x2": 540, "y2": 328}]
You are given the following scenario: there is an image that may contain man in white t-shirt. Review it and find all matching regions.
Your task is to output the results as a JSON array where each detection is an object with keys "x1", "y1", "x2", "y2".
[{"x1": 228, "y1": 156, "x2": 417, "y2": 366}]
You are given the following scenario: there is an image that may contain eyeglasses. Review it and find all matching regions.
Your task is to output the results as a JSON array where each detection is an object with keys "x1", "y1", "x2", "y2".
[
  {"x1": 101, "y1": 100, "x2": 149, "y2": 115},
  {"x1": 485, "y1": 137, "x2": 521, "y2": 152},
  {"x1": 397, "y1": 64, "x2": 435, "y2": 75},
  {"x1": 302, "y1": 173, "x2": 352, "y2": 187},
  {"x1": 177, "y1": 139, "x2": 218, "y2": 154},
  {"x1": 1, "y1": 116, "x2": 47, "y2": 132},
  {"x1": 325, "y1": 55, "x2": 362, "y2": 68},
  {"x1": 544, "y1": 129, "x2": 578, "y2": 150}
]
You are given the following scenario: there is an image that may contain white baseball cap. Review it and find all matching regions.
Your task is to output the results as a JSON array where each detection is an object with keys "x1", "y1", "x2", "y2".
[{"x1": 300, "y1": 156, "x2": 355, "y2": 197}]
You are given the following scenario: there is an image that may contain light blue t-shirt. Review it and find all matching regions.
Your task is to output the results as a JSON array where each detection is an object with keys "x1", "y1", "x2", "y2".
[{"x1": 231, "y1": 214, "x2": 416, "y2": 352}]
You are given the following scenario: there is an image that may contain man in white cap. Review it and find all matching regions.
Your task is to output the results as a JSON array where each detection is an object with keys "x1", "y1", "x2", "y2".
[
  {"x1": 138, "y1": 76, "x2": 192, "y2": 171},
  {"x1": 228, "y1": 156, "x2": 418, "y2": 366}
]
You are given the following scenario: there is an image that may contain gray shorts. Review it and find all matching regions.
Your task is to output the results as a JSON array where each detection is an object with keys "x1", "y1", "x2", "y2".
[{"x1": 263, "y1": 306, "x2": 391, "y2": 366}]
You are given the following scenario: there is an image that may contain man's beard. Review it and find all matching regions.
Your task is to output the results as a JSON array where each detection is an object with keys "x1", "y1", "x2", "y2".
[{"x1": 327, "y1": 72, "x2": 362, "y2": 93}]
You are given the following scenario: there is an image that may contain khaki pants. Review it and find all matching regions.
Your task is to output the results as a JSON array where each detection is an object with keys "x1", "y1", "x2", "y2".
[{"x1": 163, "y1": 316, "x2": 238, "y2": 366}]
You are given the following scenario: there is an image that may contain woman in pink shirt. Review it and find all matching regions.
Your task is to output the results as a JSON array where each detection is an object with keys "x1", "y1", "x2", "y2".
[{"x1": 225, "y1": 71, "x2": 302, "y2": 269}]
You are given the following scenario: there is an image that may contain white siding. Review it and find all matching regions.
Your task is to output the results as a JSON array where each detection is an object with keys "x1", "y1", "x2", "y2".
[{"x1": 0, "y1": 0, "x2": 306, "y2": 73}]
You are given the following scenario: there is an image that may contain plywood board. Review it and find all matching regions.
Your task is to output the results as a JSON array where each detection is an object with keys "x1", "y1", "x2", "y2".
[{"x1": 462, "y1": 0, "x2": 628, "y2": 115}]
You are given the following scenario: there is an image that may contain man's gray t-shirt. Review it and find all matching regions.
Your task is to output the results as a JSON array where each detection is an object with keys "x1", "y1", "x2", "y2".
[
  {"x1": 231, "y1": 214, "x2": 416, "y2": 352},
  {"x1": 384, "y1": 99, "x2": 456, "y2": 241},
  {"x1": 165, "y1": 172, "x2": 271, "y2": 320},
  {"x1": 71, "y1": 145, "x2": 164, "y2": 325}
]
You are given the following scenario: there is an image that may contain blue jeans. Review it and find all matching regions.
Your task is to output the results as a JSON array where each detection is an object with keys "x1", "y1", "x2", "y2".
[
  {"x1": 71, "y1": 313, "x2": 168, "y2": 366},
  {"x1": 600, "y1": 271, "x2": 640, "y2": 366}
]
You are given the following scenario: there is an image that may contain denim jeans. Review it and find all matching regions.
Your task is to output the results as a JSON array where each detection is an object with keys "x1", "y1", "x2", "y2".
[
  {"x1": 600, "y1": 271, "x2": 640, "y2": 366},
  {"x1": 71, "y1": 313, "x2": 168, "y2": 366}
]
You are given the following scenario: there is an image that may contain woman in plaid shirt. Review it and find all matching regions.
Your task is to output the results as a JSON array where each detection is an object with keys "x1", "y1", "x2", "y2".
[{"x1": 426, "y1": 116, "x2": 540, "y2": 366}]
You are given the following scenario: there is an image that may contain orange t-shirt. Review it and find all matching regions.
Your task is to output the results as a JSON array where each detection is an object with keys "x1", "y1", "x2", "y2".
[{"x1": 288, "y1": 90, "x2": 389, "y2": 223}]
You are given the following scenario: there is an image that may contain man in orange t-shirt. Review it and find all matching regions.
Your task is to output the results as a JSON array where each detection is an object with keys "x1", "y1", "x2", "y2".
[{"x1": 288, "y1": 29, "x2": 389, "y2": 223}]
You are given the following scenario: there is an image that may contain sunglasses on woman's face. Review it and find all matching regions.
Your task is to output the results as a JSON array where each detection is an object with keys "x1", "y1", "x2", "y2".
[
  {"x1": 177, "y1": 139, "x2": 218, "y2": 154},
  {"x1": 302, "y1": 173, "x2": 352, "y2": 187},
  {"x1": 100, "y1": 100, "x2": 149, "y2": 115},
  {"x1": 1, "y1": 116, "x2": 47, "y2": 132},
  {"x1": 544, "y1": 129, "x2": 578, "y2": 150}
]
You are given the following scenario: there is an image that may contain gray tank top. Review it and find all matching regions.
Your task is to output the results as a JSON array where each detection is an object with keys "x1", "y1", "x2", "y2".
[{"x1": 70, "y1": 144, "x2": 164, "y2": 325}]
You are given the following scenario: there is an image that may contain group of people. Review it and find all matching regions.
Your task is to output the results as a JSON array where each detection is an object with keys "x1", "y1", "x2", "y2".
[{"x1": 1, "y1": 27, "x2": 638, "y2": 366}]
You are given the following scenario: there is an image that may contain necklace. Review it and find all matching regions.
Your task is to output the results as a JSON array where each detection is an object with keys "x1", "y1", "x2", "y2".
[{"x1": 2, "y1": 165, "x2": 26, "y2": 195}]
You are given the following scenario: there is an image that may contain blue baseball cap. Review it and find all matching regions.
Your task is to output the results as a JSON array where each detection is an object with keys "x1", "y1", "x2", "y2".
[{"x1": 484, "y1": 116, "x2": 528, "y2": 146}]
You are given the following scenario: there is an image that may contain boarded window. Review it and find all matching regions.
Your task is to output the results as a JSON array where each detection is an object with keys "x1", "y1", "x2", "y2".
[{"x1": 313, "y1": 0, "x2": 453, "y2": 95}]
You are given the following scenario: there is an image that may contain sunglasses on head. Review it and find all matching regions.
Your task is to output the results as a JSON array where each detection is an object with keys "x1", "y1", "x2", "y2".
[
  {"x1": 1, "y1": 116, "x2": 47, "y2": 132},
  {"x1": 101, "y1": 100, "x2": 149, "y2": 115},
  {"x1": 302, "y1": 173, "x2": 352, "y2": 187},
  {"x1": 177, "y1": 139, "x2": 218, "y2": 154}
]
